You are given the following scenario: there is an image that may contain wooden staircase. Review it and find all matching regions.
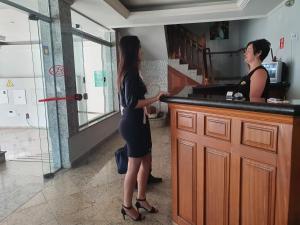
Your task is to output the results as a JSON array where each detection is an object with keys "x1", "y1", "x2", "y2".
[{"x1": 165, "y1": 25, "x2": 212, "y2": 94}]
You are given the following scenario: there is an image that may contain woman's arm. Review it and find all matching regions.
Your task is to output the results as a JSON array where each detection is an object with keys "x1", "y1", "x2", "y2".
[
  {"x1": 250, "y1": 69, "x2": 268, "y2": 98},
  {"x1": 135, "y1": 92, "x2": 168, "y2": 108}
]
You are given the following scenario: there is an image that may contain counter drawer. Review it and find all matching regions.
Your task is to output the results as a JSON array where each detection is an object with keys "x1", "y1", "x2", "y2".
[
  {"x1": 241, "y1": 122, "x2": 278, "y2": 152},
  {"x1": 204, "y1": 115, "x2": 231, "y2": 141},
  {"x1": 176, "y1": 111, "x2": 197, "y2": 133}
]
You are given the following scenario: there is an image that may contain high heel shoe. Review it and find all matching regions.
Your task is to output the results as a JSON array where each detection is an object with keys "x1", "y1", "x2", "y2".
[
  {"x1": 135, "y1": 198, "x2": 158, "y2": 213},
  {"x1": 121, "y1": 204, "x2": 145, "y2": 221}
]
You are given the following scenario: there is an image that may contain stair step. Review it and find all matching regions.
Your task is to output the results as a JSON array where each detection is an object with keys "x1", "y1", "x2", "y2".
[
  {"x1": 179, "y1": 59, "x2": 188, "y2": 64},
  {"x1": 168, "y1": 58, "x2": 203, "y2": 84},
  {"x1": 188, "y1": 65, "x2": 198, "y2": 70},
  {"x1": 168, "y1": 59, "x2": 180, "y2": 64}
]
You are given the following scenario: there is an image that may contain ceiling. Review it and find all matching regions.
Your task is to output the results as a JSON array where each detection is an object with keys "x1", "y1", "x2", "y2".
[
  {"x1": 119, "y1": 0, "x2": 230, "y2": 11},
  {"x1": 72, "y1": 0, "x2": 284, "y2": 29}
]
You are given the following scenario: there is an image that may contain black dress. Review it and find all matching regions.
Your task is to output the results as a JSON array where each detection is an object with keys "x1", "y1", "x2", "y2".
[
  {"x1": 119, "y1": 69, "x2": 152, "y2": 158},
  {"x1": 235, "y1": 65, "x2": 270, "y2": 99}
]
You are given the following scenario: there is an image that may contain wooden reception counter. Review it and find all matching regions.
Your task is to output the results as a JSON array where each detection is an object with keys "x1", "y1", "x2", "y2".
[{"x1": 161, "y1": 92, "x2": 300, "y2": 225}]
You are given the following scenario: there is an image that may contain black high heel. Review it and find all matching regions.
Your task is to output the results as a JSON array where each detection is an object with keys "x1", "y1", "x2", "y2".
[
  {"x1": 135, "y1": 198, "x2": 158, "y2": 213},
  {"x1": 121, "y1": 204, "x2": 145, "y2": 221}
]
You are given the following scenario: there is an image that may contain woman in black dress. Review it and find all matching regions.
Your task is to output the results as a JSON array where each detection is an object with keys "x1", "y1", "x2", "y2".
[
  {"x1": 118, "y1": 36, "x2": 168, "y2": 221},
  {"x1": 236, "y1": 39, "x2": 271, "y2": 99}
]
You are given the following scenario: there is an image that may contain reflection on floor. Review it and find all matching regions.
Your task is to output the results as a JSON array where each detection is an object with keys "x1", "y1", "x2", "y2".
[
  {"x1": 0, "y1": 161, "x2": 45, "y2": 221},
  {"x1": 0, "y1": 126, "x2": 172, "y2": 225},
  {"x1": 0, "y1": 128, "x2": 49, "y2": 161}
]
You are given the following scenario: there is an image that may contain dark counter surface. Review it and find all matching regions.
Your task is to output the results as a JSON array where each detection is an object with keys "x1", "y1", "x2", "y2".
[
  {"x1": 192, "y1": 82, "x2": 290, "y2": 95},
  {"x1": 161, "y1": 87, "x2": 300, "y2": 116}
]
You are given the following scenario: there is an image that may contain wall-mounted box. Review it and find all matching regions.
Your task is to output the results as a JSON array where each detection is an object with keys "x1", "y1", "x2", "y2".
[{"x1": 0, "y1": 90, "x2": 8, "y2": 104}]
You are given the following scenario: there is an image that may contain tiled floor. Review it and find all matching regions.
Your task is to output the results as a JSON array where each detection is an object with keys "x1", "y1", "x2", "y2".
[
  {"x1": 0, "y1": 161, "x2": 45, "y2": 221},
  {"x1": 0, "y1": 128, "x2": 51, "y2": 220},
  {"x1": 0, "y1": 126, "x2": 172, "y2": 225}
]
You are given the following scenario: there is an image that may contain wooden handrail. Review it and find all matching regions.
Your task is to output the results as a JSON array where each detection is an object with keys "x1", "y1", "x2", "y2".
[{"x1": 207, "y1": 48, "x2": 244, "y2": 55}]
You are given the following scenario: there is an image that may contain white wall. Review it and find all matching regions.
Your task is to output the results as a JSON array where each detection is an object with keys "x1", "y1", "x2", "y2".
[
  {"x1": 0, "y1": 6, "x2": 47, "y2": 128},
  {"x1": 119, "y1": 26, "x2": 168, "y2": 61},
  {"x1": 239, "y1": 1, "x2": 300, "y2": 98},
  {"x1": 0, "y1": 44, "x2": 47, "y2": 128}
]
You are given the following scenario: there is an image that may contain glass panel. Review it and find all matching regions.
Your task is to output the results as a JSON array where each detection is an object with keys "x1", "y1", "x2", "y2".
[
  {"x1": 38, "y1": 20, "x2": 61, "y2": 173},
  {"x1": 71, "y1": 10, "x2": 110, "y2": 42},
  {"x1": 102, "y1": 45, "x2": 114, "y2": 114},
  {"x1": 73, "y1": 34, "x2": 116, "y2": 129},
  {"x1": 2, "y1": 0, "x2": 50, "y2": 16},
  {"x1": 0, "y1": 2, "x2": 61, "y2": 175},
  {"x1": 73, "y1": 35, "x2": 88, "y2": 126},
  {"x1": 29, "y1": 17, "x2": 61, "y2": 174},
  {"x1": 83, "y1": 39, "x2": 105, "y2": 121}
]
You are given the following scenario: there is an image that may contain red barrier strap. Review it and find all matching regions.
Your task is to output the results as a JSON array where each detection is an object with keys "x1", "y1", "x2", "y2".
[{"x1": 38, "y1": 96, "x2": 76, "y2": 102}]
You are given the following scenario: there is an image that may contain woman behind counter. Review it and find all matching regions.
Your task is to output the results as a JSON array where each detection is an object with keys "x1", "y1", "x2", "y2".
[
  {"x1": 236, "y1": 39, "x2": 271, "y2": 99},
  {"x1": 118, "y1": 35, "x2": 168, "y2": 221}
]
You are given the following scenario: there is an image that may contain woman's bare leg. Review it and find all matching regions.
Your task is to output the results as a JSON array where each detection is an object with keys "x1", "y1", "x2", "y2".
[
  {"x1": 136, "y1": 153, "x2": 157, "y2": 211},
  {"x1": 123, "y1": 157, "x2": 142, "y2": 218},
  {"x1": 137, "y1": 153, "x2": 151, "y2": 200}
]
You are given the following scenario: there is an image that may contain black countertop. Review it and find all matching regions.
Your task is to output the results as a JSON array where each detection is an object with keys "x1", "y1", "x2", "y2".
[
  {"x1": 161, "y1": 87, "x2": 300, "y2": 116},
  {"x1": 192, "y1": 82, "x2": 290, "y2": 95}
]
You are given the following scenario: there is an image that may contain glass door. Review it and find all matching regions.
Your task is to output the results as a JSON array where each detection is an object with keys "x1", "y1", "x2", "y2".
[
  {"x1": 73, "y1": 35, "x2": 89, "y2": 127},
  {"x1": 102, "y1": 44, "x2": 114, "y2": 114},
  {"x1": 28, "y1": 15, "x2": 61, "y2": 176}
]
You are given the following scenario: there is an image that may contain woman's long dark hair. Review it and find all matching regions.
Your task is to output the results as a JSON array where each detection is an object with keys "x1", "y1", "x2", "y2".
[{"x1": 117, "y1": 35, "x2": 141, "y2": 91}]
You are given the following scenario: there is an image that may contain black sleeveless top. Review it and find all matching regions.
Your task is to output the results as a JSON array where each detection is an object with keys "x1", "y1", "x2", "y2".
[{"x1": 235, "y1": 65, "x2": 270, "y2": 99}]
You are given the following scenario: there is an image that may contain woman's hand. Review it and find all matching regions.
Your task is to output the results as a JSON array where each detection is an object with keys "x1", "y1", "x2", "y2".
[{"x1": 156, "y1": 91, "x2": 169, "y2": 101}]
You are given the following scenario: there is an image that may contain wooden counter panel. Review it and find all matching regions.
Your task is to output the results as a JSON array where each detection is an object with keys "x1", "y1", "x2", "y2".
[
  {"x1": 169, "y1": 103, "x2": 300, "y2": 225},
  {"x1": 242, "y1": 122, "x2": 278, "y2": 152},
  {"x1": 240, "y1": 158, "x2": 276, "y2": 225},
  {"x1": 169, "y1": 103, "x2": 293, "y2": 125},
  {"x1": 177, "y1": 111, "x2": 197, "y2": 134},
  {"x1": 204, "y1": 148, "x2": 230, "y2": 225},
  {"x1": 177, "y1": 138, "x2": 197, "y2": 225},
  {"x1": 204, "y1": 116, "x2": 231, "y2": 141}
]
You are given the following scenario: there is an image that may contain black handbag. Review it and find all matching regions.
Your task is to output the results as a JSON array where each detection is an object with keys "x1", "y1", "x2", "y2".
[{"x1": 115, "y1": 145, "x2": 128, "y2": 174}]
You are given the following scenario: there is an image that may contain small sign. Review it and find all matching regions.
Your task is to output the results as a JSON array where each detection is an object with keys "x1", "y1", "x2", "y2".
[
  {"x1": 280, "y1": 37, "x2": 285, "y2": 49},
  {"x1": 94, "y1": 71, "x2": 107, "y2": 87},
  {"x1": 43, "y1": 45, "x2": 49, "y2": 55},
  {"x1": 6, "y1": 80, "x2": 14, "y2": 88},
  {"x1": 48, "y1": 65, "x2": 67, "y2": 76}
]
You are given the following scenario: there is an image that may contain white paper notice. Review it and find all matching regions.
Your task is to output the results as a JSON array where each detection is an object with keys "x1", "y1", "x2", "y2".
[
  {"x1": 13, "y1": 90, "x2": 27, "y2": 105},
  {"x1": 0, "y1": 90, "x2": 9, "y2": 104}
]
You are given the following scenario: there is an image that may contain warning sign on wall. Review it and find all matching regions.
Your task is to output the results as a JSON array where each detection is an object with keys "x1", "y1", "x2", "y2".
[{"x1": 6, "y1": 80, "x2": 14, "y2": 88}]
